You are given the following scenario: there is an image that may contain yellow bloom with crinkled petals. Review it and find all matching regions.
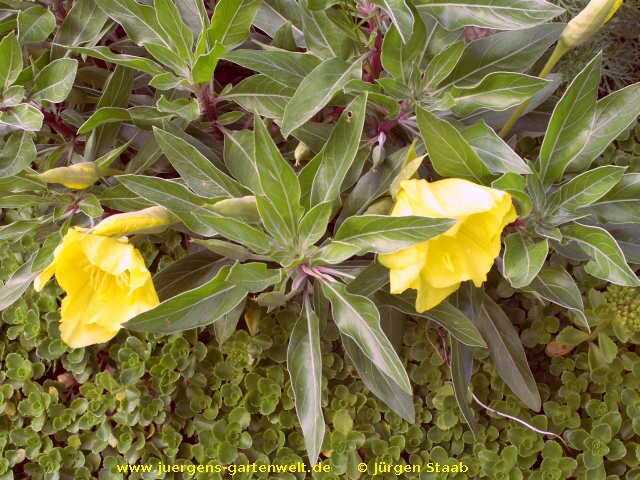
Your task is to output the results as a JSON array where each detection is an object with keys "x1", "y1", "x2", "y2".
[
  {"x1": 34, "y1": 228, "x2": 159, "y2": 348},
  {"x1": 378, "y1": 179, "x2": 517, "y2": 312}
]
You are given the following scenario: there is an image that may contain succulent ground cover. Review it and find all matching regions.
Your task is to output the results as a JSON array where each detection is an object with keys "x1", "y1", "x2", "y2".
[{"x1": 0, "y1": 0, "x2": 640, "y2": 479}]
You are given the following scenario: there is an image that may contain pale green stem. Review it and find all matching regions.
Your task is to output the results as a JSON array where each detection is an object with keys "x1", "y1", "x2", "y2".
[{"x1": 498, "y1": 42, "x2": 570, "y2": 139}]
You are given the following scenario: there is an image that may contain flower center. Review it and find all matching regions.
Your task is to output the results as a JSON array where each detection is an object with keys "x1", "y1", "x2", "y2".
[
  {"x1": 80, "y1": 258, "x2": 130, "y2": 300},
  {"x1": 442, "y1": 253, "x2": 456, "y2": 272}
]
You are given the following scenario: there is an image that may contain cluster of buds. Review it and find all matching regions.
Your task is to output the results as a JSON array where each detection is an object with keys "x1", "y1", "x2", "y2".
[{"x1": 604, "y1": 285, "x2": 640, "y2": 332}]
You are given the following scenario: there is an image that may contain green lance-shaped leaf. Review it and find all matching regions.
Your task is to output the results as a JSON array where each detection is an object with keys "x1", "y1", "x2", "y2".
[
  {"x1": 474, "y1": 295, "x2": 541, "y2": 411},
  {"x1": 309, "y1": 93, "x2": 367, "y2": 212},
  {"x1": 299, "y1": 0, "x2": 356, "y2": 61},
  {"x1": 447, "y1": 72, "x2": 551, "y2": 116},
  {"x1": 563, "y1": 224, "x2": 640, "y2": 287},
  {"x1": 17, "y1": 6, "x2": 56, "y2": 44},
  {"x1": 51, "y1": 0, "x2": 109, "y2": 60},
  {"x1": 0, "y1": 256, "x2": 39, "y2": 310},
  {"x1": 503, "y1": 235, "x2": 548, "y2": 289},
  {"x1": 0, "y1": 131, "x2": 36, "y2": 177},
  {"x1": 423, "y1": 40, "x2": 465, "y2": 91},
  {"x1": 68, "y1": 46, "x2": 165, "y2": 76},
  {"x1": 223, "y1": 129, "x2": 262, "y2": 195},
  {"x1": 254, "y1": 115, "x2": 303, "y2": 235},
  {"x1": 414, "y1": 0, "x2": 564, "y2": 30},
  {"x1": 322, "y1": 282, "x2": 412, "y2": 393},
  {"x1": 192, "y1": 42, "x2": 226, "y2": 85},
  {"x1": 522, "y1": 265, "x2": 588, "y2": 329},
  {"x1": 0, "y1": 104, "x2": 43, "y2": 131},
  {"x1": 226, "y1": 262, "x2": 284, "y2": 292},
  {"x1": 577, "y1": 173, "x2": 640, "y2": 224},
  {"x1": 372, "y1": 0, "x2": 414, "y2": 42},
  {"x1": 450, "y1": 337, "x2": 478, "y2": 438},
  {"x1": 281, "y1": 57, "x2": 361, "y2": 136},
  {"x1": 28, "y1": 58, "x2": 78, "y2": 103},
  {"x1": 154, "y1": 128, "x2": 249, "y2": 198},
  {"x1": 0, "y1": 32, "x2": 23, "y2": 90},
  {"x1": 310, "y1": 241, "x2": 360, "y2": 266},
  {"x1": 126, "y1": 266, "x2": 247, "y2": 332},
  {"x1": 288, "y1": 300, "x2": 325, "y2": 465},
  {"x1": 346, "y1": 261, "x2": 390, "y2": 297},
  {"x1": 374, "y1": 289, "x2": 485, "y2": 347},
  {"x1": 568, "y1": 82, "x2": 640, "y2": 172},
  {"x1": 537, "y1": 53, "x2": 602, "y2": 189},
  {"x1": 334, "y1": 215, "x2": 456, "y2": 256},
  {"x1": 154, "y1": 0, "x2": 193, "y2": 61},
  {"x1": 460, "y1": 121, "x2": 531, "y2": 175},
  {"x1": 298, "y1": 202, "x2": 332, "y2": 251},
  {"x1": 341, "y1": 333, "x2": 415, "y2": 422},
  {"x1": 225, "y1": 75, "x2": 294, "y2": 121},
  {"x1": 208, "y1": 0, "x2": 262, "y2": 50},
  {"x1": 175, "y1": 0, "x2": 209, "y2": 38},
  {"x1": 77, "y1": 108, "x2": 131, "y2": 134},
  {"x1": 416, "y1": 106, "x2": 492, "y2": 184},
  {"x1": 380, "y1": 11, "x2": 425, "y2": 83}
]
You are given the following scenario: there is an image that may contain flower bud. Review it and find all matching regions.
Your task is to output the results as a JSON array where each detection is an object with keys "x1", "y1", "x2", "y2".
[
  {"x1": 363, "y1": 197, "x2": 394, "y2": 215},
  {"x1": 32, "y1": 163, "x2": 121, "y2": 189},
  {"x1": 208, "y1": 196, "x2": 260, "y2": 221},
  {"x1": 294, "y1": 142, "x2": 312, "y2": 165},
  {"x1": 92, "y1": 206, "x2": 180, "y2": 236},
  {"x1": 560, "y1": 0, "x2": 622, "y2": 49}
]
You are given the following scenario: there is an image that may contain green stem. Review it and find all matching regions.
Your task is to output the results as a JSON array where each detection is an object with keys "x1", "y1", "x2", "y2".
[
  {"x1": 586, "y1": 319, "x2": 611, "y2": 342},
  {"x1": 498, "y1": 42, "x2": 570, "y2": 139}
]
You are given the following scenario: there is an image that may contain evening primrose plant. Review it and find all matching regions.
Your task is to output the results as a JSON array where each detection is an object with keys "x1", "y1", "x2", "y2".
[{"x1": 0, "y1": 0, "x2": 640, "y2": 469}]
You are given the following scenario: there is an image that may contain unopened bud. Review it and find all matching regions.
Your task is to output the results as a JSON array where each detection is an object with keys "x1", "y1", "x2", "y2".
[
  {"x1": 560, "y1": 0, "x2": 622, "y2": 49},
  {"x1": 364, "y1": 197, "x2": 394, "y2": 215},
  {"x1": 209, "y1": 196, "x2": 260, "y2": 221},
  {"x1": 92, "y1": 206, "x2": 180, "y2": 236},
  {"x1": 32, "y1": 163, "x2": 122, "y2": 189},
  {"x1": 294, "y1": 142, "x2": 312, "y2": 165}
]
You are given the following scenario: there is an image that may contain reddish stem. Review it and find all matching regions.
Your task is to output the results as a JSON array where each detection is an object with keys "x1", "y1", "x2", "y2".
[{"x1": 43, "y1": 111, "x2": 76, "y2": 139}]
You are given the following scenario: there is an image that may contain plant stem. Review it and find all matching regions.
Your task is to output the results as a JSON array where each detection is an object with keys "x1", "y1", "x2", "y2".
[{"x1": 498, "y1": 42, "x2": 570, "y2": 139}]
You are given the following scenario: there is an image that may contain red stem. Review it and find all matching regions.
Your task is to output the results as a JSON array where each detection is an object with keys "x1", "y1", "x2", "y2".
[{"x1": 43, "y1": 111, "x2": 75, "y2": 139}]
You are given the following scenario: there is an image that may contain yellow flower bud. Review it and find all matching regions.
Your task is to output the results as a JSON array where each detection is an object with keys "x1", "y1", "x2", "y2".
[
  {"x1": 208, "y1": 196, "x2": 260, "y2": 221},
  {"x1": 560, "y1": 0, "x2": 623, "y2": 49},
  {"x1": 363, "y1": 197, "x2": 394, "y2": 215},
  {"x1": 91, "y1": 206, "x2": 181, "y2": 237},
  {"x1": 32, "y1": 163, "x2": 122, "y2": 189}
]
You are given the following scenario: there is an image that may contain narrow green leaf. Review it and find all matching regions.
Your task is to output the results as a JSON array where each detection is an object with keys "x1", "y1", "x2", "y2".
[
  {"x1": 256, "y1": 195, "x2": 295, "y2": 247},
  {"x1": 503, "y1": 234, "x2": 548, "y2": 288},
  {"x1": 126, "y1": 266, "x2": 247, "y2": 332},
  {"x1": 298, "y1": 201, "x2": 332, "y2": 251},
  {"x1": 299, "y1": 0, "x2": 356, "y2": 61},
  {"x1": 450, "y1": 337, "x2": 478, "y2": 438},
  {"x1": 346, "y1": 261, "x2": 389, "y2": 297},
  {"x1": 208, "y1": 0, "x2": 262, "y2": 50},
  {"x1": 0, "y1": 256, "x2": 38, "y2": 310},
  {"x1": 68, "y1": 46, "x2": 165, "y2": 76},
  {"x1": 94, "y1": 0, "x2": 172, "y2": 48},
  {"x1": 17, "y1": 6, "x2": 56, "y2": 44},
  {"x1": 223, "y1": 130, "x2": 262, "y2": 195},
  {"x1": 192, "y1": 42, "x2": 226, "y2": 84},
  {"x1": 215, "y1": 298, "x2": 245, "y2": 345},
  {"x1": 226, "y1": 262, "x2": 284, "y2": 292},
  {"x1": 310, "y1": 241, "x2": 360, "y2": 266},
  {"x1": 51, "y1": 0, "x2": 109, "y2": 60},
  {"x1": 578, "y1": 174, "x2": 640, "y2": 224},
  {"x1": 155, "y1": 0, "x2": 193, "y2": 60},
  {"x1": 423, "y1": 39, "x2": 465, "y2": 91},
  {"x1": 78, "y1": 107, "x2": 131, "y2": 134},
  {"x1": 416, "y1": 106, "x2": 492, "y2": 183},
  {"x1": 564, "y1": 224, "x2": 640, "y2": 287},
  {"x1": 0, "y1": 131, "x2": 36, "y2": 177},
  {"x1": 474, "y1": 295, "x2": 541, "y2": 411},
  {"x1": 226, "y1": 75, "x2": 295, "y2": 120},
  {"x1": 175, "y1": 0, "x2": 209, "y2": 38},
  {"x1": 0, "y1": 32, "x2": 22, "y2": 89},
  {"x1": 288, "y1": 302, "x2": 325, "y2": 464},
  {"x1": 322, "y1": 282, "x2": 411, "y2": 393},
  {"x1": 373, "y1": 0, "x2": 414, "y2": 42},
  {"x1": 380, "y1": 12, "x2": 424, "y2": 83},
  {"x1": 222, "y1": 50, "x2": 321, "y2": 88}
]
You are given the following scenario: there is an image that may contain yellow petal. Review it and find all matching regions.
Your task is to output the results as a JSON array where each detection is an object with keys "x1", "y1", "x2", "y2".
[
  {"x1": 55, "y1": 241, "x2": 92, "y2": 296},
  {"x1": 79, "y1": 233, "x2": 143, "y2": 276},
  {"x1": 34, "y1": 261, "x2": 57, "y2": 292},
  {"x1": 604, "y1": 0, "x2": 623, "y2": 23},
  {"x1": 414, "y1": 274, "x2": 460, "y2": 312}
]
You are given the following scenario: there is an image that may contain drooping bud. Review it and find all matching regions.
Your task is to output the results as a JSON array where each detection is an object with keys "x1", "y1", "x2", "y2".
[
  {"x1": 208, "y1": 196, "x2": 260, "y2": 221},
  {"x1": 294, "y1": 142, "x2": 312, "y2": 165},
  {"x1": 91, "y1": 206, "x2": 180, "y2": 236},
  {"x1": 560, "y1": 0, "x2": 623, "y2": 49},
  {"x1": 32, "y1": 163, "x2": 122, "y2": 189},
  {"x1": 363, "y1": 197, "x2": 394, "y2": 216}
]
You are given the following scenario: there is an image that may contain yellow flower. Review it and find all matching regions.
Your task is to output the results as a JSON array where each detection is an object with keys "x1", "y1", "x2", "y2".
[
  {"x1": 91, "y1": 206, "x2": 180, "y2": 237},
  {"x1": 34, "y1": 228, "x2": 159, "y2": 348},
  {"x1": 378, "y1": 179, "x2": 517, "y2": 312},
  {"x1": 560, "y1": 0, "x2": 623, "y2": 49}
]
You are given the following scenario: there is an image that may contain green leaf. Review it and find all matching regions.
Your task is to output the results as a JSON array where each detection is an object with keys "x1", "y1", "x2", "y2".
[
  {"x1": 126, "y1": 266, "x2": 247, "y2": 332},
  {"x1": 51, "y1": 0, "x2": 109, "y2": 60},
  {"x1": 299, "y1": 0, "x2": 356, "y2": 61},
  {"x1": 157, "y1": 96, "x2": 201, "y2": 122},
  {"x1": 17, "y1": 6, "x2": 56, "y2": 44},
  {"x1": 0, "y1": 256, "x2": 38, "y2": 310},
  {"x1": 380, "y1": 12, "x2": 424, "y2": 83},
  {"x1": 0, "y1": 104, "x2": 43, "y2": 131},
  {"x1": 373, "y1": 0, "x2": 414, "y2": 42},
  {"x1": 77, "y1": 107, "x2": 131, "y2": 134},
  {"x1": 341, "y1": 333, "x2": 415, "y2": 422},
  {"x1": 226, "y1": 75, "x2": 295, "y2": 120},
  {"x1": 416, "y1": 106, "x2": 492, "y2": 183},
  {"x1": 256, "y1": 195, "x2": 295, "y2": 247},
  {"x1": 154, "y1": 127, "x2": 249, "y2": 198},
  {"x1": 563, "y1": 224, "x2": 640, "y2": 287},
  {"x1": 474, "y1": 295, "x2": 541, "y2": 411},
  {"x1": 568, "y1": 82, "x2": 640, "y2": 172},
  {"x1": 208, "y1": 0, "x2": 262, "y2": 50},
  {"x1": 192, "y1": 42, "x2": 226, "y2": 84},
  {"x1": 450, "y1": 338, "x2": 478, "y2": 438},
  {"x1": 153, "y1": 250, "x2": 233, "y2": 301},
  {"x1": 503, "y1": 234, "x2": 548, "y2": 289},
  {"x1": 309, "y1": 94, "x2": 367, "y2": 211},
  {"x1": 223, "y1": 129, "x2": 262, "y2": 195},
  {"x1": 0, "y1": 131, "x2": 36, "y2": 177},
  {"x1": 226, "y1": 262, "x2": 284, "y2": 292},
  {"x1": 460, "y1": 121, "x2": 532, "y2": 175},
  {"x1": 374, "y1": 289, "x2": 486, "y2": 347},
  {"x1": 346, "y1": 261, "x2": 389, "y2": 297},
  {"x1": 537, "y1": 53, "x2": 602, "y2": 188},
  {"x1": 577, "y1": 174, "x2": 640, "y2": 224},
  {"x1": 414, "y1": 0, "x2": 564, "y2": 30},
  {"x1": 98, "y1": 184, "x2": 155, "y2": 212},
  {"x1": 175, "y1": 0, "x2": 209, "y2": 38},
  {"x1": 288, "y1": 302, "x2": 325, "y2": 464},
  {"x1": 0, "y1": 218, "x2": 48, "y2": 242},
  {"x1": 254, "y1": 115, "x2": 303, "y2": 235},
  {"x1": 604, "y1": 224, "x2": 640, "y2": 264},
  {"x1": 281, "y1": 58, "x2": 361, "y2": 136},
  {"x1": 0, "y1": 32, "x2": 22, "y2": 90},
  {"x1": 298, "y1": 201, "x2": 332, "y2": 251},
  {"x1": 215, "y1": 298, "x2": 245, "y2": 345},
  {"x1": 448, "y1": 72, "x2": 550, "y2": 116},
  {"x1": 423, "y1": 39, "x2": 465, "y2": 91},
  {"x1": 555, "y1": 327, "x2": 590, "y2": 346},
  {"x1": 154, "y1": 0, "x2": 193, "y2": 60},
  {"x1": 334, "y1": 215, "x2": 456, "y2": 255},
  {"x1": 441, "y1": 24, "x2": 564, "y2": 88},
  {"x1": 598, "y1": 332, "x2": 617, "y2": 364},
  {"x1": 68, "y1": 46, "x2": 165, "y2": 76},
  {"x1": 522, "y1": 266, "x2": 588, "y2": 329},
  {"x1": 78, "y1": 194, "x2": 104, "y2": 218},
  {"x1": 222, "y1": 50, "x2": 321, "y2": 89},
  {"x1": 322, "y1": 282, "x2": 411, "y2": 393},
  {"x1": 310, "y1": 241, "x2": 361, "y2": 265},
  {"x1": 192, "y1": 239, "x2": 252, "y2": 262}
]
